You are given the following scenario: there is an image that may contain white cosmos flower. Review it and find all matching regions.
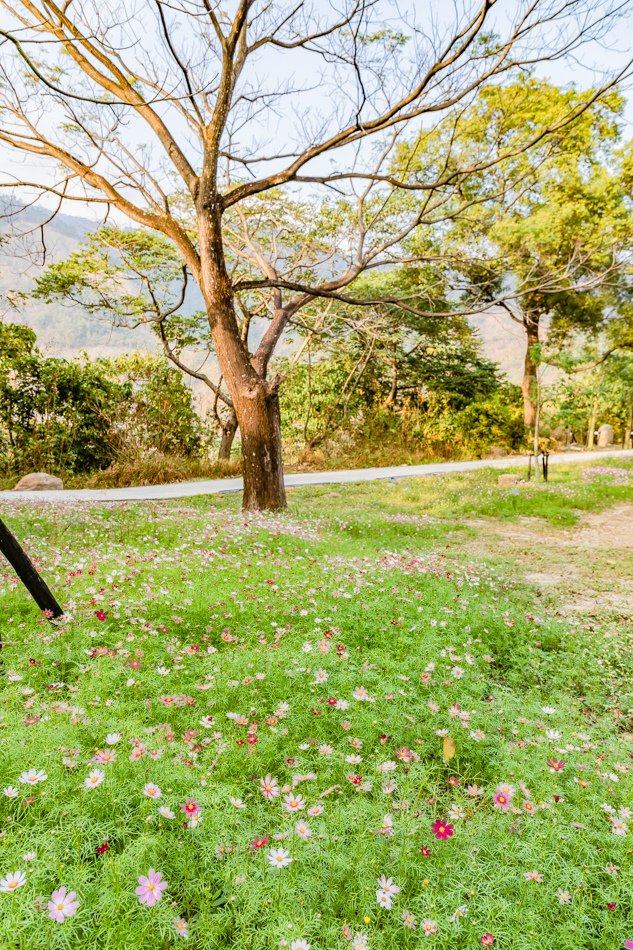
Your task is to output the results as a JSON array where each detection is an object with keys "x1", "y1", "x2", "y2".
[
  {"x1": 84, "y1": 769, "x2": 105, "y2": 789},
  {"x1": 19, "y1": 769, "x2": 47, "y2": 785},
  {"x1": 0, "y1": 871, "x2": 27, "y2": 893},
  {"x1": 377, "y1": 876, "x2": 400, "y2": 896},
  {"x1": 376, "y1": 890, "x2": 393, "y2": 909},
  {"x1": 268, "y1": 848, "x2": 292, "y2": 869}
]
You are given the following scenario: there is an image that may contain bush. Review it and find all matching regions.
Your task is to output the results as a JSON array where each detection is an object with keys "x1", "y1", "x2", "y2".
[{"x1": 0, "y1": 324, "x2": 207, "y2": 481}]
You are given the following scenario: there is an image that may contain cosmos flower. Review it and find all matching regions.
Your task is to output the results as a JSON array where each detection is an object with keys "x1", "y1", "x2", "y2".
[
  {"x1": 143, "y1": 783, "x2": 162, "y2": 799},
  {"x1": 172, "y1": 917, "x2": 189, "y2": 939},
  {"x1": 432, "y1": 819, "x2": 454, "y2": 840},
  {"x1": 268, "y1": 848, "x2": 292, "y2": 869},
  {"x1": 402, "y1": 910, "x2": 417, "y2": 929},
  {"x1": 84, "y1": 770, "x2": 105, "y2": 790},
  {"x1": 18, "y1": 769, "x2": 47, "y2": 786},
  {"x1": 47, "y1": 886, "x2": 80, "y2": 922},
  {"x1": 259, "y1": 774, "x2": 280, "y2": 799},
  {"x1": 0, "y1": 871, "x2": 27, "y2": 893},
  {"x1": 136, "y1": 869, "x2": 167, "y2": 906}
]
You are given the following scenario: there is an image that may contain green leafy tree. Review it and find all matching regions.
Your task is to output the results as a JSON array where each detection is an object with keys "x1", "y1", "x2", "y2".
[
  {"x1": 0, "y1": 322, "x2": 121, "y2": 475},
  {"x1": 31, "y1": 227, "x2": 238, "y2": 459}
]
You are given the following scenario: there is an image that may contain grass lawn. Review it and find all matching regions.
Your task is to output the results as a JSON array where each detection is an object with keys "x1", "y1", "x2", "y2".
[{"x1": 0, "y1": 460, "x2": 631, "y2": 949}]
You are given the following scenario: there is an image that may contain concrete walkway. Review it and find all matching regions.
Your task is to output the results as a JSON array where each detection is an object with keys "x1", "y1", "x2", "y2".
[{"x1": 1, "y1": 449, "x2": 631, "y2": 504}]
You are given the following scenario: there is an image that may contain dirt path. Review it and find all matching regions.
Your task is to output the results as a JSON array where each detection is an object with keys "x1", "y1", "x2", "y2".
[{"x1": 463, "y1": 504, "x2": 633, "y2": 621}]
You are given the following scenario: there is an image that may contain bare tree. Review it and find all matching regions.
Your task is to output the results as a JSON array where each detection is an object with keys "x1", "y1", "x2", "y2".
[{"x1": 0, "y1": 0, "x2": 630, "y2": 508}]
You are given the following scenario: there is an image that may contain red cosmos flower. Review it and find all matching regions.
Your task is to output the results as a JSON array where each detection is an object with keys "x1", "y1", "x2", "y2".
[
  {"x1": 419, "y1": 846, "x2": 432, "y2": 857},
  {"x1": 432, "y1": 819, "x2": 454, "y2": 840},
  {"x1": 607, "y1": 903, "x2": 617, "y2": 910},
  {"x1": 95, "y1": 842, "x2": 110, "y2": 855},
  {"x1": 481, "y1": 935, "x2": 495, "y2": 946},
  {"x1": 236, "y1": 740, "x2": 245, "y2": 746},
  {"x1": 348, "y1": 775, "x2": 363, "y2": 786},
  {"x1": 128, "y1": 658, "x2": 142, "y2": 670},
  {"x1": 250, "y1": 836, "x2": 270, "y2": 851},
  {"x1": 246, "y1": 735, "x2": 258, "y2": 745},
  {"x1": 327, "y1": 698, "x2": 338, "y2": 706},
  {"x1": 548, "y1": 759, "x2": 565, "y2": 772},
  {"x1": 95, "y1": 610, "x2": 107, "y2": 622}
]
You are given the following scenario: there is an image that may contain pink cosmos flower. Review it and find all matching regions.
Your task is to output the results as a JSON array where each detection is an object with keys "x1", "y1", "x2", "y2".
[
  {"x1": 136, "y1": 868, "x2": 168, "y2": 907},
  {"x1": 48, "y1": 886, "x2": 80, "y2": 923},
  {"x1": 481, "y1": 935, "x2": 495, "y2": 946},
  {"x1": 173, "y1": 917, "x2": 189, "y2": 939},
  {"x1": 493, "y1": 792, "x2": 510, "y2": 811},
  {"x1": 181, "y1": 799, "x2": 200, "y2": 817}
]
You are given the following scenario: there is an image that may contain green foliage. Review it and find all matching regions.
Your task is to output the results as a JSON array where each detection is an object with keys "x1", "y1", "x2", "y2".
[
  {"x1": 0, "y1": 324, "x2": 203, "y2": 479},
  {"x1": 104, "y1": 353, "x2": 203, "y2": 459},
  {"x1": 0, "y1": 322, "x2": 121, "y2": 476}
]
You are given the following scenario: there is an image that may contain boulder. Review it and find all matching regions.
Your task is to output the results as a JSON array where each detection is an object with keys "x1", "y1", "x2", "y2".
[
  {"x1": 13, "y1": 472, "x2": 64, "y2": 491},
  {"x1": 597, "y1": 424, "x2": 614, "y2": 448},
  {"x1": 498, "y1": 473, "x2": 521, "y2": 487}
]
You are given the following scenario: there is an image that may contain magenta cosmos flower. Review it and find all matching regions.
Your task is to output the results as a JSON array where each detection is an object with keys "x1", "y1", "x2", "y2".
[
  {"x1": 136, "y1": 868, "x2": 168, "y2": 907},
  {"x1": 48, "y1": 886, "x2": 80, "y2": 923},
  {"x1": 432, "y1": 819, "x2": 454, "y2": 840}
]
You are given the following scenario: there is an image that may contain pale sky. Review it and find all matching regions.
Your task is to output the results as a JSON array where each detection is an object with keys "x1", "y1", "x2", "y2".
[{"x1": 0, "y1": 0, "x2": 632, "y2": 223}]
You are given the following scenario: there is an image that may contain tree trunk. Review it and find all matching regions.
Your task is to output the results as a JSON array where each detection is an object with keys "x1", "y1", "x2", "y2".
[
  {"x1": 233, "y1": 381, "x2": 286, "y2": 510},
  {"x1": 521, "y1": 318, "x2": 540, "y2": 429},
  {"x1": 198, "y1": 201, "x2": 286, "y2": 510},
  {"x1": 623, "y1": 394, "x2": 633, "y2": 450},
  {"x1": 217, "y1": 408, "x2": 238, "y2": 461},
  {"x1": 586, "y1": 393, "x2": 599, "y2": 449}
]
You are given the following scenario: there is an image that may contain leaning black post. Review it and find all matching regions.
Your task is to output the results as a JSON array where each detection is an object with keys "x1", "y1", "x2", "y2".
[{"x1": 0, "y1": 517, "x2": 63, "y2": 619}]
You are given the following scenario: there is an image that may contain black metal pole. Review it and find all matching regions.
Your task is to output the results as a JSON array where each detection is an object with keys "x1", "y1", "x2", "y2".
[{"x1": 0, "y1": 517, "x2": 63, "y2": 619}]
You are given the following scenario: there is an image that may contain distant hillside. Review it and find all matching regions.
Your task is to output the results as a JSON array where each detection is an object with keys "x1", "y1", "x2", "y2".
[
  {"x1": 1, "y1": 200, "x2": 527, "y2": 381},
  {"x1": 0, "y1": 198, "x2": 154, "y2": 357}
]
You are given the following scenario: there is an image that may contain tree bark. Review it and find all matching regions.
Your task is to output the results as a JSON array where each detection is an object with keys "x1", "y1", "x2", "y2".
[
  {"x1": 623, "y1": 394, "x2": 632, "y2": 450},
  {"x1": 521, "y1": 317, "x2": 540, "y2": 429},
  {"x1": 217, "y1": 408, "x2": 238, "y2": 461},
  {"x1": 586, "y1": 393, "x2": 599, "y2": 449},
  {"x1": 197, "y1": 198, "x2": 287, "y2": 510},
  {"x1": 233, "y1": 381, "x2": 286, "y2": 510}
]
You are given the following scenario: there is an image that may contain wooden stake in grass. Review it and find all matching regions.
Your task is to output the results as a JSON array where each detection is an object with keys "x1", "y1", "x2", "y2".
[{"x1": 0, "y1": 517, "x2": 63, "y2": 620}]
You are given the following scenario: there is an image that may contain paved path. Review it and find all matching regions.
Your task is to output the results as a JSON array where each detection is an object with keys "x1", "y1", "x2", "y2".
[{"x1": 1, "y1": 449, "x2": 631, "y2": 504}]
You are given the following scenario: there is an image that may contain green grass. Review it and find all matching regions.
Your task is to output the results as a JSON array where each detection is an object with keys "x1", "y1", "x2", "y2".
[{"x1": 0, "y1": 461, "x2": 631, "y2": 949}]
